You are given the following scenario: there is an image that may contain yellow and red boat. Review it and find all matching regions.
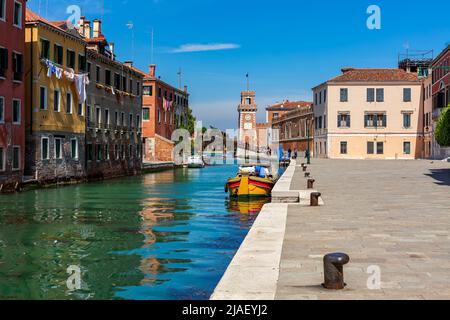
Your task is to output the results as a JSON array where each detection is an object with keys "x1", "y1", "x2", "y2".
[{"x1": 225, "y1": 166, "x2": 275, "y2": 198}]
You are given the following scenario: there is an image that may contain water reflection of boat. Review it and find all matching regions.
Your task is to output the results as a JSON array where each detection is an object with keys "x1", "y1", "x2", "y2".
[
  {"x1": 225, "y1": 165, "x2": 275, "y2": 198},
  {"x1": 228, "y1": 198, "x2": 270, "y2": 215}
]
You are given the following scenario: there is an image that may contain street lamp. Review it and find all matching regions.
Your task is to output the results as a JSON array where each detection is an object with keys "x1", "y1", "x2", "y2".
[{"x1": 306, "y1": 118, "x2": 311, "y2": 165}]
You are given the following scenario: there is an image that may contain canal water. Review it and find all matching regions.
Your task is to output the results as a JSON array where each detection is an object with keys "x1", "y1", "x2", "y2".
[{"x1": 0, "y1": 165, "x2": 270, "y2": 300}]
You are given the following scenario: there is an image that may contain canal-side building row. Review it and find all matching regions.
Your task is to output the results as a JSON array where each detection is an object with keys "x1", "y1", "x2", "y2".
[
  {"x1": 0, "y1": 0, "x2": 26, "y2": 191},
  {"x1": 23, "y1": 10, "x2": 143, "y2": 185}
]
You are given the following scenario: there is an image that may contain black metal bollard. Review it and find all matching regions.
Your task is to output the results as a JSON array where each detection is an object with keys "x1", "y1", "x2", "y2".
[
  {"x1": 310, "y1": 192, "x2": 321, "y2": 206},
  {"x1": 302, "y1": 166, "x2": 307, "y2": 172},
  {"x1": 307, "y1": 179, "x2": 315, "y2": 189},
  {"x1": 305, "y1": 172, "x2": 310, "y2": 178},
  {"x1": 322, "y1": 253, "x2": 350, "y2": 290}
]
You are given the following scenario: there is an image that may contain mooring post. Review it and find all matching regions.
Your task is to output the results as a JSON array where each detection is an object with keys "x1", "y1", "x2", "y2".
[
  {"x1": 307, "y1": 179, "x2": 315, "y2": 189},
  {"x1": 322, "y1": 253, "x2": 350, "y2": 290},
  {"x1": 310, "y1": 192, "x2": 321, "y2": 206}
]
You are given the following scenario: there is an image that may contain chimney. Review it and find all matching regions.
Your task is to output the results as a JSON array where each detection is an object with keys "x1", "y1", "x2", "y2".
[
  {"x1": 79, "y1": 16, "x2": 85, "y2": 37},
  {"x1": 341, "y1": 67, "x2": 355, "y2": 74},
  {"x1": 93, "y1": 19, "x2": 102, "y2": 38},
  {"x1": 149, "y1": 64, "x2": 156, "y2": 78},
  {"x1": 184, "y1": 85, "x2": 187, "y2": 93},
  {"x1": 109, "y1": 42, "x2": 115, "y2": 60},
  {"x1": 124, "y1": 61, "x2": 134, "y2": 68},
  {"x1": 84, "y1": 20, "x2": 91, "y2": 39}
]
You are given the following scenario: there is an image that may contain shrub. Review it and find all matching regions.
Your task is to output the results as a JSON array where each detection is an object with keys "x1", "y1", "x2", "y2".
[{"x1": 435, "y1": 104, "x2": 450, "y2": 147}]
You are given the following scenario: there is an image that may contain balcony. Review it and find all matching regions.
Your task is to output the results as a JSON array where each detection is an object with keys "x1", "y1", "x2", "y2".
[{"x1": 315, "y1": 128, "x2": 328, "y2": 136}]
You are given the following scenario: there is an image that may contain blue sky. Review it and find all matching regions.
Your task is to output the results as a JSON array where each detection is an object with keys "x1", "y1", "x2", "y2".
[{"x1": 28, "y1": 0, "x2": 450, "y2": 129}]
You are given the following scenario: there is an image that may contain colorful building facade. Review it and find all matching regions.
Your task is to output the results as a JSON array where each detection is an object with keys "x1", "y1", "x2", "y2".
[
  {"x1": 25, "y1": 9, "x2": 87, "y2": 183},
  {"x1": 313, "y1": 68, "x2": 423, "y2": 160},
  {"x1": 0, "y1": 0, "x2": 26, "y2": 191},
  {"x1": 271, "y1": 102, "x2": 314, "y2": 154},
  {"x1": 138, "y1": 64, "x2": 189, "y2": 162}
]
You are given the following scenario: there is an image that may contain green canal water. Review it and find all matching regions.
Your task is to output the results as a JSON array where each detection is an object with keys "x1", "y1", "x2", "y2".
[{"x1": 0, "y1": 165, "x2": 270, "y2": 300}]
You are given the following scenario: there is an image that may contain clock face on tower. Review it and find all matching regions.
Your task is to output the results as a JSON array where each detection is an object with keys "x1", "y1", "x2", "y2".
[{"x1": 245, "y1": 114, "x2": 252, "y2": 121}]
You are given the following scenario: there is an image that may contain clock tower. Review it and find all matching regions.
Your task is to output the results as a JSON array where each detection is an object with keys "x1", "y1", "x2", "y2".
[{"x1": 238, "y1": 90, "x2": 257, "y2": 148}]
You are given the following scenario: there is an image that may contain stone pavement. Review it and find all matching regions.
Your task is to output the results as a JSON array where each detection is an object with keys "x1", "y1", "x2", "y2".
[{"x1": 276, "y1": 159, "x2": 450, "y2": 300}]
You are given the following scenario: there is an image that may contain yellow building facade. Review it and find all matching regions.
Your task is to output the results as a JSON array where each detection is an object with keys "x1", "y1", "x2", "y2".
[{"x1": 25, "y1": 10, "x2": 87, "y2": 182}]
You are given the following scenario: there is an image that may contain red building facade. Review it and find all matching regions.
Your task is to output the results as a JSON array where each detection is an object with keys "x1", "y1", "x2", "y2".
[
  {"x1": 0, "y1": 0, "x2": 25, "y2": 191},
  {"x1": 137, "y1": 64, "x2": 189, "y2": 162}
]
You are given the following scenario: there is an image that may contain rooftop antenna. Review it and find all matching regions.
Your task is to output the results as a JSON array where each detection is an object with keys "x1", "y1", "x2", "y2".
[
  {"x1": 126, "y1": 21, "x2": 135, "y2": 61},
  {"x1": 177, "y1": 68, "x2": 182, "y2": 89}
]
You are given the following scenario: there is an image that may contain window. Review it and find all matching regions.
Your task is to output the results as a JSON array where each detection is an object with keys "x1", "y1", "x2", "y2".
[
  {"x1": 105, "y1": 144, "x2": 110, "y2": 160},
  {"x1": 367, "y1": 142, "x2": 374, "y2": 154},
  {"x1": 12, "y1": 146, "x2": 20, "y2": 170},
  {"x1": 96, "y1": 144, "x2": 102, "y2": 161},
  {"x1": 337, "y1": 113, "x2": 350, "y2": 128},
  {"x1": 121, "y1": 112, "x2": 125, "y2": 126},
  {"x1": 403, "y1": 88, "x2": 412, "y2": 102},
  {"x1": 77, "y1": 103, "x2": 83, "y2": 116},
  {"x1": 365, "y1": 113, "x2": 386, "y2": 128},
  {"x1": 12, "y1": 99, "x2": 20, "y2": 124},
  {"x1": 158, "y1": 87, "x2": 162, "y2": 98},
  {"x1": 87, "y1": 62, "x2": 91, "y2": 80},
  {"x1": 87, "y1": 144, "x2": 93, "y2": 161},
  {"x1": 96, "y1": 65, "x2": 101, "y2": 82},
  {"x1": 105, "y1": 70, "x2": 111, "y2": 86},
  {"x1": 367, "y1": 88, "x2": 375, "y2": 102},
  {"x1": 0, "y1": 47, "x2": 7, "y2": 78},
  {"x1": 40, "y1": 39, "x2": 50, "y2": 59},
  {"x1": 114, "y1": 144, "x2": 119, "y2": 160},
  {"x1": 104, "y1": 109, "x2": 110, "y2": 126},
  {"x1": 66, "y1": 92, "x2": 72, "y2": 114},
  {"x1": 0, "y1": 96, "x2": 4, "y2": 123},
  {"x1": 143, "y1": 85, "x2": 153, "y2": 96},
  {"x1": 78, "y1": 54, "x2": 86, "y2": 72},
  {"x1": 66, "y1": 49, "x2": 75, "y2": 69},
  {"x1": 129, "y1": 79, "x2": 133, "y2": 93},
  {"x1": 129, "y1": 145, "x2": 133, "y2": 159},
  {"x1": 41, "y1": 137, "x2": 49, "y2": 160},
  {"x1": 12, "y1": 52, "x2": 23, "y2": 81},
  {"x1": 54, "y1": 44, "x2": 63, "y2": 64},
  {"x1": 157, "y1": 108, "x2": 161, "y2": 123},
  {"x1": 403, "y1": 141, "x2": 411, "y2": 155},
  {"x1": 341, "y1": 88, "x2": 348, "y2": 102},
  {"x1": 143, "y1": 107, "x2": 150, "y2": 121},
  {"x1": 86, "y1": 105, "x2": 92, "y2": 124},
  {"x1": 403, "y1": 113, "x2": 412, "y2": 128},
  {"x1": 114, "y1": 73, "x2": 121, "y2": 90},
  {"x1": 71, "y1": 138, "x2": 78, "y2": 159},
  {"x1": 136, "y1": 115, "x2": 140, "y2": 130},
  {"x1": 273, "y1": 113, "x2": 279, "y2": 119},
  {"x1": 13, "y1": 1, "x2": 22, "y2": 28},
  {"x1": 129, "y1": 114, "x2": 133, "y2": 129},
  {"x1": 340, "y1": 142, "x2": 347, "y2": 155},
  {"x1": 54, "y1": 138, "x2": 62, "y2": 159},
  {"x1": 376, "y1": 88, "x2": 384, "y2": 102},
  {"x1": 114, "y1": 111, "x2": 118, "y2": 126},
  {"x1": 376, "y1": 142, "x2": 384, "y2": 154},
  {"x1": 53, "y1": 90, "x2": 60, "y2": 111},
  {"x1": 0, "y1": 146, "x2": 4, "y2": 171},
  {"x1": 137, "y1": 82, "x2": 140, "y2": 96},
  {"x1": 96, "y1": 106, "x2": 101, "y2": 125},
  {"x1": 40, "y1": 86, "x2": 47, "y2": 110},
  {"x1": 122, "y1": 76, "x2": 127, "y2": 92},
  {"x1": 0, "y1": 0, "x2": 6, "y2": 21}
]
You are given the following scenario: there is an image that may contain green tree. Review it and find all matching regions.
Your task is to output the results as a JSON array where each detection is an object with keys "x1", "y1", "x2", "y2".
[
  {"x1": 178, "y1": 108, "x2": 196, "y2": 136},
  {"x1": 435, "y1": 104, "x2": 450, "y2": 147}
]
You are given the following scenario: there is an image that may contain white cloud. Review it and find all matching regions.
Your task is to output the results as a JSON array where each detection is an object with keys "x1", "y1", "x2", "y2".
[{"x1": 171, "y1": 43, "x2": 240, "y2": 53}]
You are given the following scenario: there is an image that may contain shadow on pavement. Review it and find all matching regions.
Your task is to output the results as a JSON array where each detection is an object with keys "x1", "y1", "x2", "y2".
[{"x1": 425, "y1": 168, "x2": 450, "y2": 186}]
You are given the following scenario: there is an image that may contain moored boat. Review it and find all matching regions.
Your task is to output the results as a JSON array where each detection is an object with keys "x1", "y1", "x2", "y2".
[
  {"x1": 225, "y1": 165, "x2": 275, "y2": 198},
  {"x1": 187, "y1": 155, "x2": 205, "y2": 168}
]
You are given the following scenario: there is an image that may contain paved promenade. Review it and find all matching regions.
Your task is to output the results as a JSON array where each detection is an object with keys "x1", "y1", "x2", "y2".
[{"x1": 277, "y1": 159, "x2": 450, "y2": 299}]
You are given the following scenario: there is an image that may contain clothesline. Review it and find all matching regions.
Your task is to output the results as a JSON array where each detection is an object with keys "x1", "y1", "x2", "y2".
[{"x1": 42, "y1": 59, "x2": 90, "y2": 103}]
